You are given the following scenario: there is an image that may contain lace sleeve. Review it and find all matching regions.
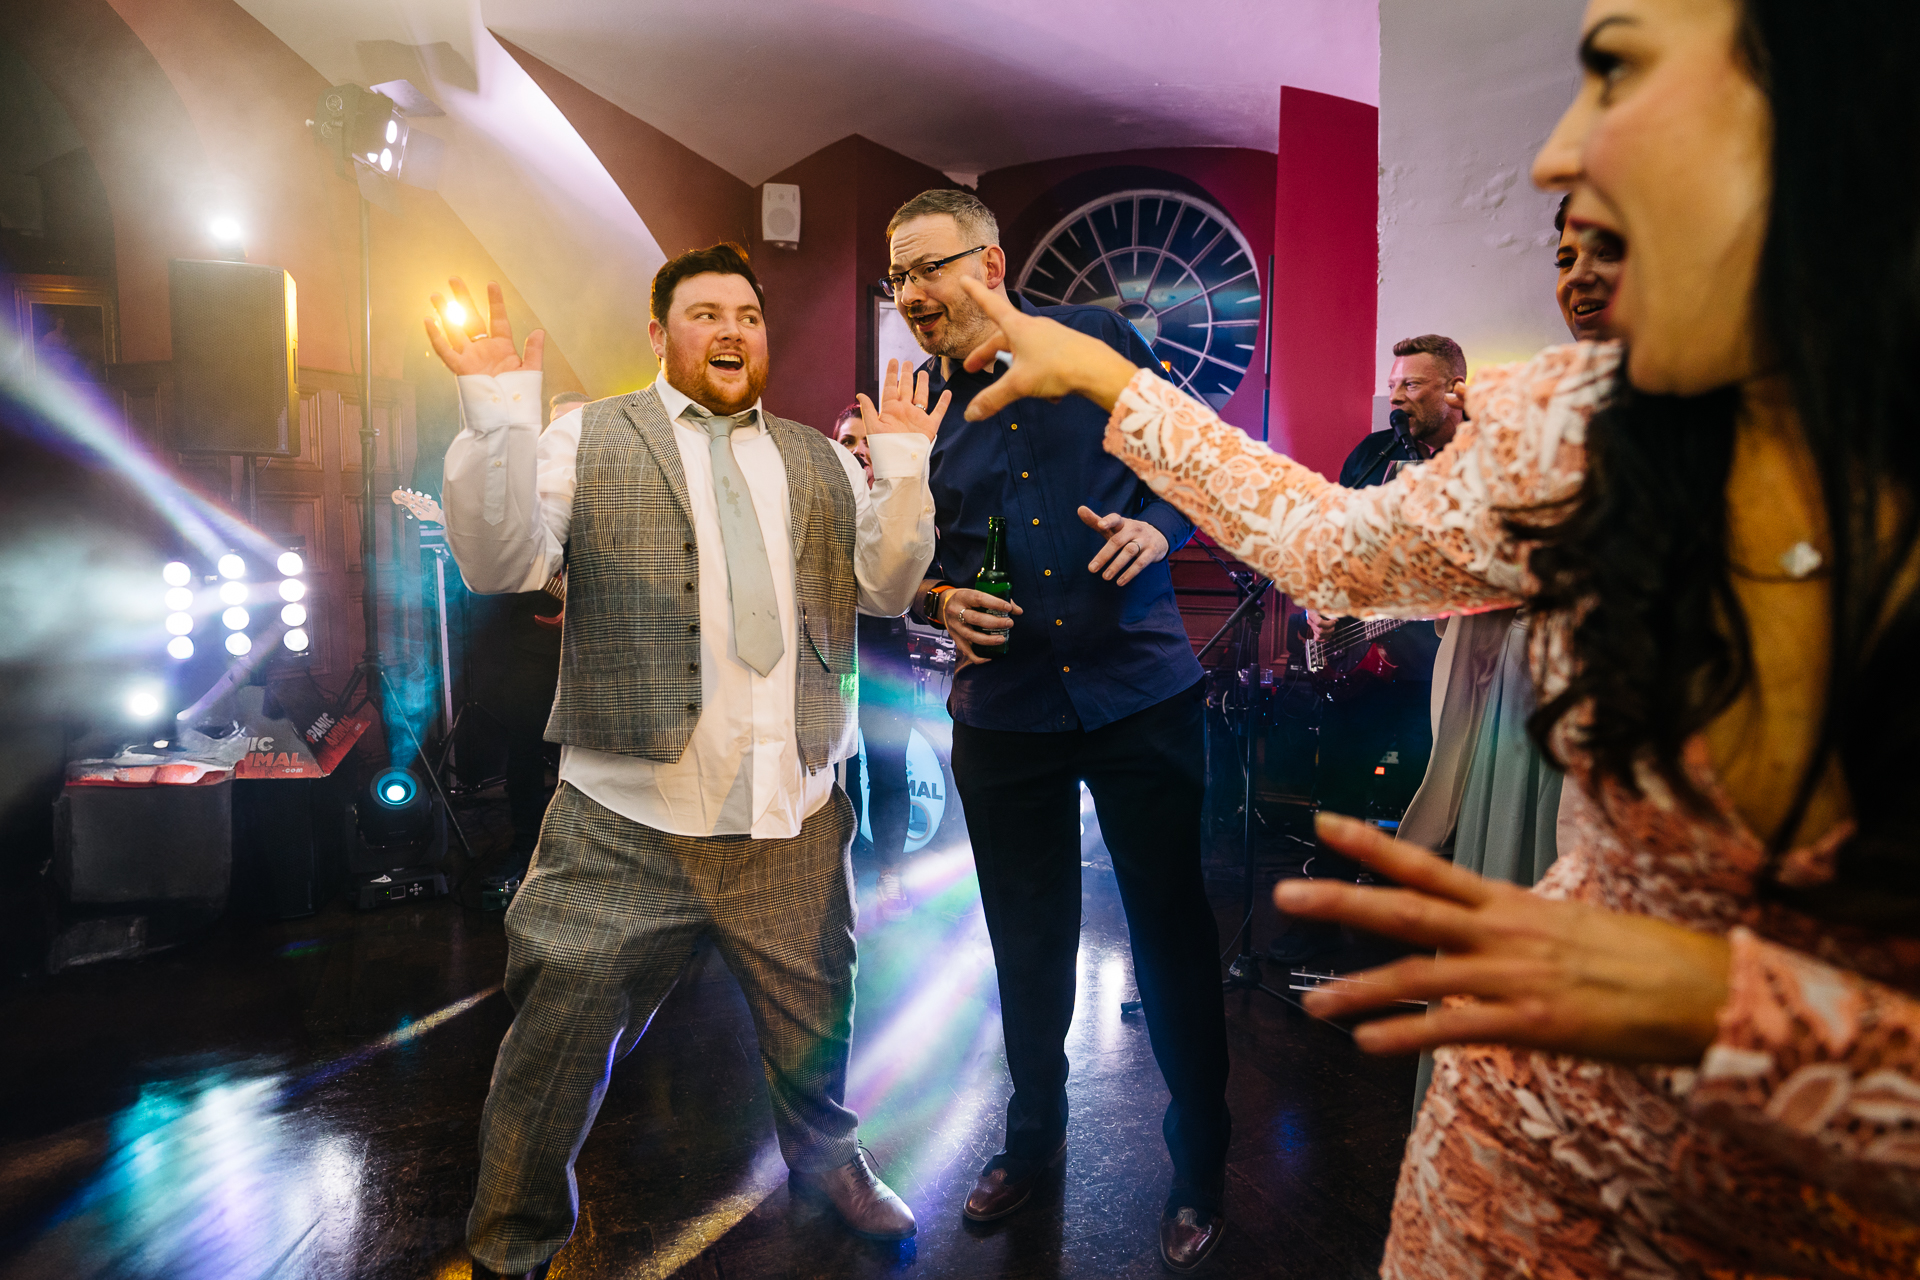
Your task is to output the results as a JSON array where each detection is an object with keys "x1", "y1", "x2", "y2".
[
  {"x1": 1100, "y1": 342, "x2": 1619, "y2": 617},
  {"x1": 1687, "y1": 927, "x2": 1920, "y2": 1220}
]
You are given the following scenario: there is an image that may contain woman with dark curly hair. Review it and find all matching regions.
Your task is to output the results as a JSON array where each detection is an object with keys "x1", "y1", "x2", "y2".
[{"x1": 945, "y1": 0, "x2": 1920, "y2": 1272}]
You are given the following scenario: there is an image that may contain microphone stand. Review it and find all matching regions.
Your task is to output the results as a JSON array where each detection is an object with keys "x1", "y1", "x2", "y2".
[{"x1": 1195, "y1": 566, "x2": 1290, "y2": 1005}]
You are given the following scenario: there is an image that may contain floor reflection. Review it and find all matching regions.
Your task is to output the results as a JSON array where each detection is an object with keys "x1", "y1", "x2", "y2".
[{"x1": 0, "y1": 778, "x2": 1415, "y2": 1280}]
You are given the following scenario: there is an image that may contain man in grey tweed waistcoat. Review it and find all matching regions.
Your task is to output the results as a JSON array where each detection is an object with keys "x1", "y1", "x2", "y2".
[{"x1": 428, "y1": 246, "x2": 941, "y2": 1279}]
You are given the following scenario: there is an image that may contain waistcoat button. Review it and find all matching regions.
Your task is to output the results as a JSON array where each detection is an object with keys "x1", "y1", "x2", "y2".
[
  {"x1": 686, "y1": 703, "x2": 698, "y2": 714},
  {"x1": 684, "y1": 542, "x2": 694, "y2": 552},
  {"x1": 688, "y1": 662, "x2": 698, "y2": 673},
  {"x1": 689, "y1": 622, "x2": 699, "y2": 634},
  {"x1": 684, "y1": 581, "x2": 694, "y2": 591}
]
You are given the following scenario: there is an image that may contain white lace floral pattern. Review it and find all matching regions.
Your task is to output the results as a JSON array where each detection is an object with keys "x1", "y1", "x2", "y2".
[{"x1": 1105, "y1": 346, "x2": 1920, "y2": 1277}]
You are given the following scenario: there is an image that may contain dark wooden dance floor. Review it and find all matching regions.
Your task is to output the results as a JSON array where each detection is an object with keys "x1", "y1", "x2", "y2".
[{"x1": 0, "y1": 789, "x2": 1414, "y2": 1279}]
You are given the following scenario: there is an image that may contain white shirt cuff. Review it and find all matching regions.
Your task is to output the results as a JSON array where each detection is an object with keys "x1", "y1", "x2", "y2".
[
  {"x1": 456, "y1": 370, "x2": 545, "y2": 433},
  {"x1": 867, "y1": 431, "x2": 929, "y2": 479}
]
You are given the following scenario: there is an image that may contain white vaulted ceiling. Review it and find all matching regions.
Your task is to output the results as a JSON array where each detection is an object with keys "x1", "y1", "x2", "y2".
[{"x1": 483, "y1": 0, "x2": 1380, "y2": 183}]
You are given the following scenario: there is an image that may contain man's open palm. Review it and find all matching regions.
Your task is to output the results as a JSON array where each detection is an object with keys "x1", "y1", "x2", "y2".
[{"x1": 426, "y1": 278, "x2": 544, "y2": 377}]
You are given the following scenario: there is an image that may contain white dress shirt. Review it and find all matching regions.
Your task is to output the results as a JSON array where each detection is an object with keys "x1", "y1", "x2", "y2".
[{"x1": 443, "y1": 370, "x2": 934, "y2": 839}]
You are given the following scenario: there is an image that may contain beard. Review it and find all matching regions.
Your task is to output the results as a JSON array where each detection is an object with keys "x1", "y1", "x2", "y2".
[
  {"x1": 1407, "y1": 404, "x2": 1452, "y2": 444},
  {"x1": 666, "y1": 339, "x2": 767, "y2": 416},
  {"x1": 902, "y1": 288, "x2": 995, "y2": 360}
]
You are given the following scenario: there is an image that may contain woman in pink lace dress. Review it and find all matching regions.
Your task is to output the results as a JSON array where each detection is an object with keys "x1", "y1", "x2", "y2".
[{"x1": 942, "y1": 0, "x2": 1920, "y2": 1274}]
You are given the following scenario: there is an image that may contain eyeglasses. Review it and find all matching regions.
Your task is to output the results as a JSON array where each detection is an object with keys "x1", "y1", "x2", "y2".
[{"x1": 879, "y1": 245, "x2": 987, "y2": 299}]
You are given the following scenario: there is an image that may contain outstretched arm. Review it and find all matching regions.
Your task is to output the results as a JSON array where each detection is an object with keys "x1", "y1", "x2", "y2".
[
  {"x1": 954, "y1": 276, "x2": 1611, "y2": 617},
  {"x1": 429, "y1": 279, "x2": 568, "y2": 594}
]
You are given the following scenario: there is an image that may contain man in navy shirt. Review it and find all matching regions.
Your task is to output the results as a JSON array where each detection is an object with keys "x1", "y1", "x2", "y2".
[{"x1": 884, "y1": 189, "x2": 1229, "y2": 1273}]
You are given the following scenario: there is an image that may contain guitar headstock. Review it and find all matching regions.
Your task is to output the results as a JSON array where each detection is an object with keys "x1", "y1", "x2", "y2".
[{"x1": 390, "y1": 487, "x2": 445, "y2": 526}]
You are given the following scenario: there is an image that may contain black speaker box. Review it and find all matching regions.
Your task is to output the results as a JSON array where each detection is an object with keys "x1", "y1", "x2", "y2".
[
  {"x1": 168, "y1": 258, "x2": 299, "y2": 456},
  {"x1": 53, "y1": 779, "x2": 232, "y2": 908},
  {"x1": 232, "y1": 774, "x2": 354, "y2": 919}
]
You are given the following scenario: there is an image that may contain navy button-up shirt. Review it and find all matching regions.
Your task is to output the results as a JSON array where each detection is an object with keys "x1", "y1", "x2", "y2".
[{"x1": 924, "y1": 297, "x2": 1203, "y2": 732}]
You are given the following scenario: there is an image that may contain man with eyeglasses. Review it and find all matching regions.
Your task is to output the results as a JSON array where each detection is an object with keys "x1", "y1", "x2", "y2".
[{"x1": 884, "y1": 189, "x2": 1230, "y2": 1273}]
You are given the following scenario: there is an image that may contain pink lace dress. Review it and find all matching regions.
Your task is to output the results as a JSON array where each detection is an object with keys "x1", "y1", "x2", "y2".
[{"x1": 1103, "y1": 343, "x2": 1920, "y2": 1278}]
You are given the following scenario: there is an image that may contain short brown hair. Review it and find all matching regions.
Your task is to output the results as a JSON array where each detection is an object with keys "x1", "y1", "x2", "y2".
[
  {"x1": 1391, "y1": 334, "x2": 1467, "y2": 382},
  {"x1": 649, "y1": 241, "x2": 765, "y2": 323},
  {"x1": 885, "y1": 189, "x2": 1000, "y2": 245}
]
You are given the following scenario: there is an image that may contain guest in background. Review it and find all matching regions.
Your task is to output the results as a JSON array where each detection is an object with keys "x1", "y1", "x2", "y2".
[
  {"x1": 1399, "y1": 196, "x2": 1624, "y2": 1105},
  {"x1": 836, "y1": 402, "x2": 915, "y2": 921}
]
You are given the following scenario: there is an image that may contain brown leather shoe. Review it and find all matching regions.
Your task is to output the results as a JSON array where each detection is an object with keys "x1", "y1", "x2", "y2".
[
  {"x1": 962, "y1": 1140, "x2": 1067, "y2": 1223},
  {"x1": 790, "y1": 1147, "x2": 917, "y2": 1240},
  {"x1": 1159, "y1": 1204, "x2": 1225, "y2": 1272}
]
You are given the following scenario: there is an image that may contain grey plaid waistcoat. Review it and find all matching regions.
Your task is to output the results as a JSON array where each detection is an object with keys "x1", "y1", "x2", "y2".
[{"x1": 544, "y1": 386, "x2": 859, "y2": 771}]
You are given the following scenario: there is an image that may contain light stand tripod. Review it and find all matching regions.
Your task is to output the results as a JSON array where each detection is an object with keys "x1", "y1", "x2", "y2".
[
  {"x1": 1195, "y1": 564, "x2": 1290, "y2": 1004},
  {"x1": 329, "y1": 192, "x2": 472, "y2": 864}
]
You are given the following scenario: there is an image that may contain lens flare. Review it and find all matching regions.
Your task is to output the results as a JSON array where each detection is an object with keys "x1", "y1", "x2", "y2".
[
  {"x1": 225, "y1": 632, "x2": 251, "y2": 656},
  {"x1": 222, "y1": 607, "x2": 249, "y2": 631},
  {"x1": 217, "y1": 554, "x2": 245, "y2": 580},
  {"x1": 218, "y1": 581, "x2": 248, "y2": 606},
  {"x1": 163, "y1": 561, "x2": 191, "y2": 587},
  {"x1": 166, "y1": 636, "x2": 194, "y2": 660},
  {"x1": 209, "y1": 216, "x2": 242, "y2": 243},
  {"x1": 279, "y1": 579, "x2": 305, "y2": 602},
  {"x1": 280, "y1": 603, "x2": 307, "y2": 626},
  {"x1": 443, "y1": 299, "x2": 466, "y2": 327},
  {"x1": 277, "y1": 551, "x2": 303, "y2": 576},
  {"x1": 127, "y1": 690, "x2": 161, "y2": 718},
  {"x1": 284, "y1": 628, "x2": 309, "y2": 651}
]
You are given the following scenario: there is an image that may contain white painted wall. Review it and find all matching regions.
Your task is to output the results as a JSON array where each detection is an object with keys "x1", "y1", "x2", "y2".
[{"x1": 1375, "y1": 0, "x2": 1587, "y2": 411}]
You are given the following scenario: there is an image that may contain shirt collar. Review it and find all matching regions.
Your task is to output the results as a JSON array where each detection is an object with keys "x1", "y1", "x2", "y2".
[{"x1": 653, "y1": 373, "x2": 764, "y2": 432}]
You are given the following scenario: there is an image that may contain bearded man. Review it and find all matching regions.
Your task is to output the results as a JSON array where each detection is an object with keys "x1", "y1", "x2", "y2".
[
  {"x1": 429, "y1": 244, "x2": 938, "y2": 1278},
  {"x1": 884, "y1": 189, "x2": 1231, "y2": 1273}
]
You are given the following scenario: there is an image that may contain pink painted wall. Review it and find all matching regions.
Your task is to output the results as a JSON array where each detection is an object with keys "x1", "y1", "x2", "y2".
[{"x1": 1270, "y1": 87, "x2": 1379, "y2": 479}]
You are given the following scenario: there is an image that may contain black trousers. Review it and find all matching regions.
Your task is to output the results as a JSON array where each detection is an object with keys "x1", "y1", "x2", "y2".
[
  {"x1": 857, "y1": 616, "x2": 916, "y2": 871},
  {"x1": 950, "y1": 680, "x2": 1230, "y2": 1207}
]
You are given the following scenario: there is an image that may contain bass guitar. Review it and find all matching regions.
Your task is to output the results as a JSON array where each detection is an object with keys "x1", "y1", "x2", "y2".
[{"x1": 1303, "y1": 615, "x2": 1406, "y2": 702}]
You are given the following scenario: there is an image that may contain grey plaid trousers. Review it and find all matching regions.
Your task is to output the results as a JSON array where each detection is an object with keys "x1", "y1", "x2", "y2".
[{"x1": 467, "y1": 781, "x2": 862, "y2": 1272}]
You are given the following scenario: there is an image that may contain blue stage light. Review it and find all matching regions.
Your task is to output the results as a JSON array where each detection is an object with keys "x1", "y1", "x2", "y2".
[
  {"x1": 217, "y1": 553, "x2": 245, "y2": 580},
  {"x1": 372, "y1": 769, "x2": 417, "y2": 808}
]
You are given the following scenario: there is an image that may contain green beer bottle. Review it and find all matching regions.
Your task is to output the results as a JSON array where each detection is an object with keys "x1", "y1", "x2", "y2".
[{"x1": 974, "y1": 516, "x2": 1014, "y2": 656}]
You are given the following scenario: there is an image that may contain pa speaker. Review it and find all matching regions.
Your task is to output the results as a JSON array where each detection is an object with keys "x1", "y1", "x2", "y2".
[
  {"x1": 761, "y1": 182, "x2": 800, "y2": 250},
  {"x1": 169, "y1": 258, "x2": 300, "y2": 456}
]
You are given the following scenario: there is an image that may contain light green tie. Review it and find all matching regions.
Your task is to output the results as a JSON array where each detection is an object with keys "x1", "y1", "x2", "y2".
[{"x1": 687, "y1": 404, "x2": 785, "y2": 677}]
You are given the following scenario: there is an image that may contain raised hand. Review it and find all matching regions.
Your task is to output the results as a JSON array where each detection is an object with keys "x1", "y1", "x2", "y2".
[
  {"x1": 955, "y1": 277, "x2": 1141, "y2": 421},
  {"x1": 1277, "y1": 813, "x2": 1732, "y2": 1065},
  {"x1": 1078, "y1": 505, "x2": 1168, "y2": 586},
  {"x1": 856, "y1": 358, "x2": 950, "y2": 441},
  {"x1": 425, "y1": 278, "x2": 545, "y2": 377}
]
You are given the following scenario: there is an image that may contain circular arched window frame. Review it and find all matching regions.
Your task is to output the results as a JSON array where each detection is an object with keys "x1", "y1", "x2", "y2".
[{"x1": 1017, "y1": 189, "x2": 1261, "y2": 409}]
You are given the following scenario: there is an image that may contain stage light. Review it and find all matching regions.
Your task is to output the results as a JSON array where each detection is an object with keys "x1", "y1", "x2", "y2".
[
  {"x1": 166, "y1": 636, "x2": 194, "y2": 660},
  {"x1": 372, "y1": 769, "x2": 417, "y2": 807},
  {"x1": 222, "y1": 606, "x2": 249, "y2": 630},
  {"x1": 279, "y1": 579, "x2": 305, "y2": 602},
  {"x1": 284, "y1": 628, "x2": 310, "y2": 651},
  {"x1": 219, "y1": 581, "x2": 248, "y2": 606},
  {"x1": 277, "y1": 551, "x2": 303, "y2": 576},
  {"x1": 163, "y1": 561, "x2": 191, "y2": 587},
  {"x1": 225, "y1": 632, "x2": 252, "y2": 656},
  {"x1": 210, "y1": 216, "x2": 243, "y2": 244},
  {"x1": 379, "y1": 148, "x2": 393, "y2": 172},
  {"x1": 443, "y1": 299, "x2": 466, "y2": 327},
  {"x1": 165, "y1": 587, "x2": 193, "y2": 611},
  {"x1": 127, "y1": 690, "x2": 161, "y2": 718},
  {"x1": 153, "y1": 740, "x2": 168, "y2": 748},
  {"x1": 281, "y1": 603, "x2": 307, "y2": 626},
  {"x1": 165, "y1": 611, "x2": 194, "y2": 636},
  {"x1": 218, "y1": 553, "x2": 245, "y2": 580},
  {"x1": 385, "y1": 119, "x2": 399, "y2": 145}
]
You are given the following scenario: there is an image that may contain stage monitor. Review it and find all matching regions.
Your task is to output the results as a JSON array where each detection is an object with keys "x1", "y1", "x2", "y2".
[{"x1": 169, "y1": 259, "x2": 300, "y2": 457}]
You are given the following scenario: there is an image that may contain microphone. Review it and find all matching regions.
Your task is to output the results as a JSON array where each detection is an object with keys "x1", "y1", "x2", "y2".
[{"x1": 1388, "y1": 408, "x2": 1410, "y2": 438}]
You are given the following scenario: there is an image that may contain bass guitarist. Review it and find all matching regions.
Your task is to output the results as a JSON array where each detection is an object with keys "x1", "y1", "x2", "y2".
[{"x1": 1301, "y1": 335, "x2": 1465, "y2": 831}]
